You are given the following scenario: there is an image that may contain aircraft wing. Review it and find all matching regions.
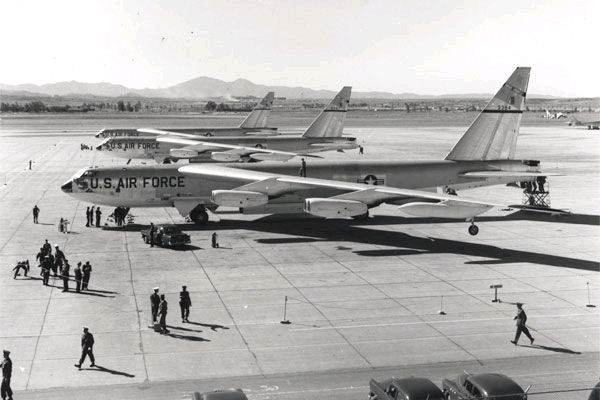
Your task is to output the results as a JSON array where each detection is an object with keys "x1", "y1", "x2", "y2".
[
  {"x1": 460, "y1": 171, "x2": 564, "y2": 178},
  {"x1": 178, "y1": 164, "x2": 568, "y2": 216},
  {"x1": 156, "y1": 135, "x2": 321, "y2": 162}
]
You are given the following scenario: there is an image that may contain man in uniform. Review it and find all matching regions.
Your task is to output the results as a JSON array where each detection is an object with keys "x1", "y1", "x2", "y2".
[
  {"x1": 511, "y1": 302, "x2": 534, "y2": 345},
  {"x1": 74, "y1": 327, "x2": 95, "y2": 368},
  {"x1": 90, "y1": 206, "x2": 95, "y2": 226},
  {"x1": 95, "y1": 207, "x2": 102, "y2": 227},
  {"x1": 149, "y1": 223, "x2": 156, "y2": 247},
  {"x1": 12, "y1": 260, "x2": 29, "y2": 279},
  {"x1": 42, "y1": 239, "x2": 51, "y2": 255},
  {"x1": 85, "y1": 206, "x2": 91, "y2": 227},
  {"x1": 150, "y1": 287, "x2": 160, "y2": 323},
  {"x1": 157, "y1": 294, "x2": 169, "y2": 334},
  {"x1": 299, "y1": 158, "x2": 307, "y2": 177},
  {"x1": 179, "y1": 285, "x2": 192, "y2": 323},
  {"x1": 0, "y1": 350, "x2": 12, "y2": 400},
  {"x1": 81, "y1": 261, "x2": 92, "y2": 290},
  {"x1": 41, "y1": 255, "x2": 51, "y2": 286},
  {"x1": 211, "y1": 232, "x2": 219, "y2": 248},
  {"x1": 32, "y1": 205, "x2": 40, "y2": 224},
  {"x1": 74, "y1": 262, "x2": 83, "y2": 293},
  {"x1": 54, "y1": 245, "x2": 66, "y2": 277},
  {"x1": 61, "y1": 260, "x2": 70, "y2": 292}
]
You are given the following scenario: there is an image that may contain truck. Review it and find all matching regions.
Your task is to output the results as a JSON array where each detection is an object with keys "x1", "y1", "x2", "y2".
[{"x1": 141, "y1": 224, "x2": 191, "y2": 248}]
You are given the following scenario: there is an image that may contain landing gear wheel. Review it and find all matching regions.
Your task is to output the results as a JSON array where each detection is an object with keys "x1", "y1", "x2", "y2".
[
  {"x1": 468, "y1": 224, "x2": 479, "y2": 236},
  {"x1": 352, "y1": 211, "x2": 370, "y2": 220},
  {"x1": 163, "y1": 158, "x2": 172, "y2": 164},
  {"x1": 189, "y1": 206, "x2": 209, "y2": 225}
]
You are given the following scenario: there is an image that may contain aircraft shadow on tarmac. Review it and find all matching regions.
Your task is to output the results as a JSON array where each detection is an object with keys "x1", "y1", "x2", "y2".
[
  {"x1": 80, "y1": 365, "x2": 135, "y2": 378},
  {"x1": 519, "y1": 344, "x2": 581, "y2": 354}
]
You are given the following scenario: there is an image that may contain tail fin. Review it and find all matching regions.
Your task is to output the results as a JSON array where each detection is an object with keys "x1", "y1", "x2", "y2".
[
  {"x1": 445, "y1": 67, "x2": 530, "y2": 161},
  {"x1": 303, "y1": 86, "x2": 351, "y2": 138},
  {"x1": 239, "y1": 92, "x2": 274, "y2": 128}
]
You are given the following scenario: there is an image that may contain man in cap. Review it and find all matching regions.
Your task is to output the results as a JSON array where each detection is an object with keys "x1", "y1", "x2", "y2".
[
  {"x1": 32, "y1": 205, "x2": 40, "y2": 224},
  {"x1": 179, "y1": 285, "x2": 192, "y2": 323},
  {"x1": 74, "y1": 262, "x2": 83, "y2": 293},
  {"x1": 61, "y1": 260, "x2": 70, "y2": 292},
  {"x1": 54, "y1": 245, "x2": 66, "y2": 277},
  {"x1": 150, "y1": 287, "x2": 160, "y2": 323},
  {"x1": 1, "y1": 349, "x2": 12, "y2": 400},
  {"x1": 511, "y1": 302, "x2": 534, "y2": 345},
  {"x1": 157, "y1": 294, "x2": 169, "y2": 334},
  {"x1": 41, "y1": 255, "x2": 51, "y2": 286},
  {"x1": 74, "y1": 327, "x2": 95, "y2": 369},
  {"x1": 95, "y1": 207, "x2": 102, "y2": 227},
  {"x1": 81, "y1": 261, "x2": 92, "y2": 290},
  {"x1": 42, "y1": 239, "x2": 51, "y2": 255}
]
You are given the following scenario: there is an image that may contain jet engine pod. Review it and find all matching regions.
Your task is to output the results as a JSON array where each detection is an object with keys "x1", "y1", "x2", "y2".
[
  {"x1": 211, "y1": 152, "x2": 242, "y2": 162},
  {"x1": 250, "y1": 153, "x2": 294, "y2": 162},
  {"x1": 211, "y1": 190, "x2": 268, "y2": 208},
  {"x1": 170, "y1": 148, "x2": 199, "y2": 159},
  {"x1": 397, "y1": 201, "x2": 492, "y2": 219},
  {"x1": 304, "y1": 198, "x2": 368, "y2": 218}
]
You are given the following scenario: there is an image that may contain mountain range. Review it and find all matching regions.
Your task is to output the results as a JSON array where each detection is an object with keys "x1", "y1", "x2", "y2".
[{"x1": 0, "y1": 76, "x2": 562, "y2": 100}]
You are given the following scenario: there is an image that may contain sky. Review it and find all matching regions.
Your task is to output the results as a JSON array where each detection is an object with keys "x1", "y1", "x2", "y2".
[{"x1": 1, "y1": 0, "x2": 598, "y2": 96}]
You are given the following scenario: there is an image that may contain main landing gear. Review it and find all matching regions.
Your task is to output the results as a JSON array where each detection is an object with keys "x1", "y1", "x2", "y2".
[
  {"x1": 189, "y1": 205, "x2": 209, "y2": 225},
  {"x1": 468, "y1": 220, "x2": 479, "y2": 236}
]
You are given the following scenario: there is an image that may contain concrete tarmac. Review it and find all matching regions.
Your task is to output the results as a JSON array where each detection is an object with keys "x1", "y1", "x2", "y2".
[{"x1": 0, "y1": 114, "x2": 598, "y2": 399}]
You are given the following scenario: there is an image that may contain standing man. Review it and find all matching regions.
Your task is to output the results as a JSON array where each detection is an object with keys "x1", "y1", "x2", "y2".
[
  {"x1": 211, "y1": 232, "x2": 219, "y2": 248},
  {"x1": 359, "y1": 145, "x2": 364, "y2": 155},
  {"x1": 0, "y1": 350, "x2": 12, "y2": 400},
  {"x1": 61, "y1": 260, "x2": 70, "y2": 292},
  {"x1": 299, "y1": 158, "x2": 307, "y2": 177},
  {"x1": 179, "y1": 285, "x2": 192, "y2": 323},
  {"x1": 95, "y1": 207, "x2": 102, "y2": 227},
  {"x1": 54, "y1": 245, "x2": 65, "y2": 277},
  {"x1": 511, "y1": 302, "x2": 534, "y2": 345},
  {"x1": 81, "y1": 261, "x2": 92, "y2": 290},
  {"x1": 74, "y1": 327, "x2": 95, "y2": 369},
  {"x1": 85, "y1": 207, "x2": 91, "y2": 227},
  {"x1": 149, "y1": 223, "x2": 156, "y2": 247},
  {"x1": 42, "y1": 239, "x2": 51, "y2": 255},
  {"x1": 41, "y1": 255, "x2": 51, "y2": 286},
  {"x1": 150, "y1": 287, "x2": 160, "y2": 324},
  {"x1": 157, "y1": 294, "x2": 169, "y2": 334},
  {"x1": 90, "y1": 206, "x2": 95, "y2": 227},
  {"x1": 74, "y1": 262, "x2": 83, "y2": 293},
  {"x1": 32, "y1": 205, "x2": 40, "y2": 224}
]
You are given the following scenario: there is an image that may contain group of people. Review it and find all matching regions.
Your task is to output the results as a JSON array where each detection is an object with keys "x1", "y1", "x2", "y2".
[
  {"x1": 150, "y1": 286, "x2": 192, "y2": 334},
  {"x1": 112, "y1": 206, "x2": 129, "y2": 226},
  {"x1": 33, "y1": 239, "x2": 92, "y2": 292},
  {"x1": 521, "y1": 176, "x2": 547, "y2": 194},
  {"x1": 85, "y1": 206, "x2": 102, "y2": 228}
]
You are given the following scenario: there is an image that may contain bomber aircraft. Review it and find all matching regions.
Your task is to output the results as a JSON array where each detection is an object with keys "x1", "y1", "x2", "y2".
[
  {"x1": 62, "y1": 67, "x2": 565, "y2": 231},
  {"x1": 95, "y1": 87, "x2": 358, "y2": 163},
  {"x1": 95, "y1": 92, "x2": 277, "y2": 138},
  {"x1": 568, "y1": 116, "x2": 600, "y2": 130}
]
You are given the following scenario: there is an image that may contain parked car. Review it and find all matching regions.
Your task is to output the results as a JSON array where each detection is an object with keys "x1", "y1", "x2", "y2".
[
  {"x1": 192, "y1": 389, "x2": 248, "y2": 400},
  {"x1": 443, "y1": 372, "x2": 527, "y2": 400},
  {"x1": 369, "y1": 377, "x2": 445, "y2": 400},
  {"x1": 140, "y1": 224, "x2": 191, "y2": 247}
]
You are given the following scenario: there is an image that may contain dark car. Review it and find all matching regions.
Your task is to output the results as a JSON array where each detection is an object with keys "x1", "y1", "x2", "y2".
[
  {"x1": 192, "y1": 389, "x2": 248, "y2": 400},
  {"x1": 369, "y1": 377, "x2": 445, "y2": 400},
  {"x1": 443, "y1": 372, "x2": 527, "y2": 400},
  {"x1": 141, "y1": 224, "x2": 191, "y2": 247}
]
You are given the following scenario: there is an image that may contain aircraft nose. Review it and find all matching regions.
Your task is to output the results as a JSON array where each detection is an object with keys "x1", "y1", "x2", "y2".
[{"x1": 61, "y1": 180, "x2": 73, "y2": 193}]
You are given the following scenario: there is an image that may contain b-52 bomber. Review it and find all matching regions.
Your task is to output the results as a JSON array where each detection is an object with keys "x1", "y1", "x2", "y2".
[
  {"x1": 95, "y1": 87, "x2": 357, "y2": 163},
  {"x1": 62, "y1": 67, "x2": 565, "y2": 232},
  {"x1": 95, "y1": 92, "x2": 277, "y2": 138}
]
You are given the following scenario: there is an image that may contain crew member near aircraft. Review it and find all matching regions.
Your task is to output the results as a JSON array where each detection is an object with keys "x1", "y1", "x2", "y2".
[
  {"x1": 211, "y1": 232, "x2": 219, "y2": 248},
  {"x1": 359, "y1": 145, "x2": 364, "y2": 155},
  {"x1": 537, "y1": 176, "x2": 546, "y2": 193},
  {"x1": 149, "y1": 223, "x2": 156, "y2": 247},
  {"x1": 299, "y1": 158, "x2": 307, "y2": 177},
  {"x1": 1, "y1": 350, "x2": 12, "y2": 400},
  {"x1": 150, "y1": 287, "x2": 160, "y2": 323},
  {"x1": 81, "y1": 261, "x2": 92, "y2": 290},
  {"x1": 32, "y1": 205, "x2": 40, "y2": 224},
  {"x1": 157, "y1": 294, "x2": 169, "y2": 334},
  {"x1": 12, "y1": 260, "x2": 29, "y2": 279},
  {"x1": 41, "y1": 256, "x2": 51, "y2": 286},
  {"x1": 90, "y1": 206, "x2": 95, "y2": 227},
  {"x1": 511, "y1": 302, "x2": 534, "y2": 345},
  {"x1": 179, "y1": 285, "x2": 191, "y2": 323},
  {"x1": 86, "y1": 206, "x2": 91, "y2": 227},
  {"x1": 95, "y1": 207, "x2": 102, "y2": 227},
  {"x1": 42, "y1": 239, "x2": 51, "y2": 255},
  {"x1": 74, "y1": 327, "x2": 95, "y2": 369},
  {"x1": 74, "y1": 262, "x2": 83, "y2": 293},
  {"x1": 54, "y1": 245, "x2": 65, "y2": 276},
  {"x1": 61, "y1": 260, "x2": 70, "y2": 292}
]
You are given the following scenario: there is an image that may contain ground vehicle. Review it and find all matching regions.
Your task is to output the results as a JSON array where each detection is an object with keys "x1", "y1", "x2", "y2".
[
  {"x1": 140, "y1": 224, "x2": 191, "y2": 247},
  {"x1": 443, "y1": 372, "x2": 527, "y2": 400},
  {"x1": 192, "y1": 389, "x2": 248, "y2": 400},
  {"x1": 369, "y1": 377, "x2": 445, "y2": 400}
]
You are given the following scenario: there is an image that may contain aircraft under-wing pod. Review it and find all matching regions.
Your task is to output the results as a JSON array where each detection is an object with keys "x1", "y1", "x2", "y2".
[
  {"x1": 62, "y1": 68, "x2": 567, "y2": 234},
  {"x1": 94, "y1": 92, "x2": 277, "y2": 138},
  {"x1": 94, "y1": 87, "x2": 357, "y2": 163}
]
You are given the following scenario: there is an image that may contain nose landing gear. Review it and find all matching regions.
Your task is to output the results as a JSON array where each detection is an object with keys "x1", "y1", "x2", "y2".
[{"x1": 468, "y1": 221, "x2": 479, "y2": 236}]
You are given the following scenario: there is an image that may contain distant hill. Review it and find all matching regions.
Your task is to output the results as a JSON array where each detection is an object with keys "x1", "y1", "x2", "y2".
[{"x1": 0, "y1": 77, "x2": 565, "y2": 100}]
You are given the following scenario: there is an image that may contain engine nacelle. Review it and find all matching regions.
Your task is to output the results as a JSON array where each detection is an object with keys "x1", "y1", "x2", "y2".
[
  {"x1": 250, "y1": 152, "x2": 294, "y2": 162},
  {"x1": 397, "y1": 201, "x2": 492, "y2": 219},
  {"x1": 170, "y1": 148, "x2": 199, "y2": 159},
  {"x1": 211, "y1": 190, "x2": 268, "y2": 208},
  {"x1": 304, "y1": 198, "x2": 367, "y2": 218},
  {"x1": 210, "y1": 152, "x2": 242, "y2": 162}
]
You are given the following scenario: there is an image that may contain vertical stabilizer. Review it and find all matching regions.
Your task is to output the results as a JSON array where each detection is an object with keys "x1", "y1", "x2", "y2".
[
  {"x1": 239, "y1": 92, "x2": 275, "y2": 128},
  {"x1": 303, "y1": 86, "x2": 351, "y2": 138},
  {"x1": 445, "y1": 67, "x2": 530, "y2": 161}
]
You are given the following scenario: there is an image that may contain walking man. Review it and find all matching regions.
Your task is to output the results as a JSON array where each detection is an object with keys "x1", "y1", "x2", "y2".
[
  {"x1": 211, "y1": 232, "x2": 219, "y2": 248},
  {"x1": 74, "y1": 327, "x2": 95, "y2": 368},
  {"x1": 32, "y1": 205, "x2": 40, "y2": 224},
  {"x1": 299, "y1": 158, "x2": 307, "y2": 177},
  {"x1": 359, "y1": 145, "x2": 364, "y2": 155},
  {"x1": 81, "y1": 261, "x2": 92, "y2": 290},
  {"x1": 85, "y1": 207, "x2": 91, "y2": 227},
  {"x1": 74, "y1": 262, "x2": 82, "y2": 293},
  {"x1": 95, "y1": 207, "x2": 102, "y2": 227},
  {"x1": 12, "y1": 260, "x2": 29, "y2": 279},
  {"x1": 41, "y1": 256, "x2": 51, "y2": 286},
  {"x1": 54, "y1": 245, "x2": 66, "y2": 277},
  {"x1": 1, "y1": 350, "x2": 12, "y2": 400},
  {"x1": 42, "y1": 239, "x2": 51, "y2": 255},
  {"x1": 61, "y1": 260, "x2": 70, "y2": 292},
  {"x1": 511, "y1": 302, "x2": 534, "y2": 345},
  {"x1": 150, "y1": 287, "x2": 160, "y2": 323},
  {"x1": 157, "y1": 294, "x2": 169, "y2": 334},
  {"x1": 179, "y1": 285, "x2": 192, "y2": 323}
]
